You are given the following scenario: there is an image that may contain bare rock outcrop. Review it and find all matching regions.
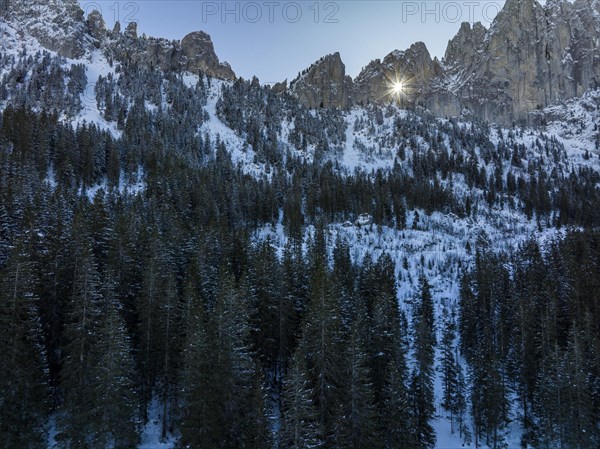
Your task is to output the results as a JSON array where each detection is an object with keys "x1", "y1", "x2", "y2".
[
  {"x1": 289, "y1": 53, "x2": 354, "y2": 109},
  {"x1": 354, "y1": 42, "x2": 442, "y2": 106},
  {"x1": 180, "y1": 31, "x2": 235, "y2": 80}
]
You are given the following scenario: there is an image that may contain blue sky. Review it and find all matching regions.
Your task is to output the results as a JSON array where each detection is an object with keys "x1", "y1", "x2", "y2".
[{"x1": 78, "y1": 1, "x2": 510, "y2": 83}]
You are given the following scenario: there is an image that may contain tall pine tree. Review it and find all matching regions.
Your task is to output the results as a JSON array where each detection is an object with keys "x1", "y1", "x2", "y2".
[{"x1": 411, "y1": 275, "x2": 436, "y2": 449}]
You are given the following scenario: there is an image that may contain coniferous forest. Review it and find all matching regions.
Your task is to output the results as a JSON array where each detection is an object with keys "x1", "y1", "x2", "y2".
[{"x1": 0, "y1": 45, "x2": 600, "y2": 449}]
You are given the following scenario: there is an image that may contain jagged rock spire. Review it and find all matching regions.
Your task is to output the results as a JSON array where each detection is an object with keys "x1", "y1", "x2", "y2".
[{"x1": 289, "y1": 53, "x2": 354, "y2": 109}]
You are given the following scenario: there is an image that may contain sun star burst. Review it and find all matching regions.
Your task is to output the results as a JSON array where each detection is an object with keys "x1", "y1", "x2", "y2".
[
  {"x1": 392, "y1": 81, "x2": 405, "y2": 95},
  {"x1": 385, "y1": 72, "x2": 413, "y2": 104}
]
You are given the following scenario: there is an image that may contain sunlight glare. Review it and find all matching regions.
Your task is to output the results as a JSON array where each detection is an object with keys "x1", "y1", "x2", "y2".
[{"x1": 392, "y1": 81, "x2": 404, "y2": 95}]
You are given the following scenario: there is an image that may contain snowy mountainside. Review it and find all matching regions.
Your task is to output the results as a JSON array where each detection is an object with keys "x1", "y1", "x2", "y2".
[
  {"x1": 2, "y1": 16, "x2": 600, "y2": 449},
  {"x1": 207, "y1": 79, "x2": 600, "y2": 449},
  {"x1": 1, "y1": 19, "x2": 599, "y2": 309},
  {"x1": 2, "y1": 22, "x2": 598, "y2": 182},
  {"x1": 542, "y1": 89, "x2": 600, "y2": 154},
  {"x1": 257, "y1": 201, "x2": 564, "y2": 449}
]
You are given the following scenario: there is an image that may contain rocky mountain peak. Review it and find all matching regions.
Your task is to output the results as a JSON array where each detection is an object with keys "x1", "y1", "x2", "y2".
[
  {"x1": 464, "y1": 0, "x2": 600, "y2": 122},
  {"x1": 289, "y1": 52, "x2": 353, "y2": 109},
  {"x1": 487, "y1": 0, "x2": 544, "y2": 40},
  {"x1": 124, "y1": 22, "x2": 138, "y2": 39},
  {"x1": 86, "y1": 10, "x2": 106, "y2": 44},
  {"x1": 353, "y1": 42, "x2": 440, "y2": 106},
  {"x1": 443, "y1": 22, "x2": 486, "y2": 71},
  {"x1": 180, "y1": 31, "x2": 235, "y2": 80},
  {"x1": 103, "y1": 28, "x2": 235, "y2": 80},
  {"x1": 291, "y1": 52, "x2": 346, "y2": 86}
]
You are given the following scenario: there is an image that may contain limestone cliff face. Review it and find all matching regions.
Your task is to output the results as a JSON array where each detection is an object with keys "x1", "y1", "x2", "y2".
[
  {"x1": 454, "y1": 0, "x2": 598, "y2": 123},
  {"x1": 289, "y1": 53, "x2": 354, "y2": 109},
  {"x1": 451, "y1": 0, "x2": 553, "y2": 122},
  {"x1": 444, "y1": 22, "x2": 486, "y2": 73},
  {"x1": 461, "y1": 0, "x2": 599, "y2": 122},
  {"x1": 102, "y1": 29, "x2": 181, "y2": 73},
  {"x1": 290, "y1": 0, "x2": 600, "y2": 124},
  {"x1": 86, "y1": 10, "x2": 106, "y2": 46}
]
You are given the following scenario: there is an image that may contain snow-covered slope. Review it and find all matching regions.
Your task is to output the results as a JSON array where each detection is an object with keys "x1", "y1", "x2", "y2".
[
  {"x1": 256, "y1": 202, "x2": 565, "y2": 448},
  {"x1": 543, "y1": 89, "x2": 600, "y2": 155},
  {"x1": 2, "y1": 12, "x2": 600, "y2": 448}
]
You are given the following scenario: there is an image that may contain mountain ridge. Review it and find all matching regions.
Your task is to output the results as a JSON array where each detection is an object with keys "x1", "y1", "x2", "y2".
[
  {"x1": 0, "y1": 0, "x2": 236, "y2": 80},
  {"x1": 290, "y1": 0, "x2": 600, "y2": 125},
  {"x1": 1, "y1": 0, "x2": 600, "y2": 125}
]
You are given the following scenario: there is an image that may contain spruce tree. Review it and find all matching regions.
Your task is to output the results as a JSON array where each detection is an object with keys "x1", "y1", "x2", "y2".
[
  {"x1": 88, "y1": 275, "x2": 139, "y2": 448},
  {"x1": 247, "y1": 239, "x2": 290, "y2": 373},
  {"x1": 57, "y1": 229, "x2": 104, "y2": 448},
  {"x1": 370, "y1": 254, "x2": 401, "y2": 404},
  {"x1": 336, "y1": 298, "x2": 379, "y2": 449},
  {"x1": 411, "y1": 275, "x2": 436, "y2": 449},
  {"x1": 440, "y1": 310, "x2": 460, "y2": 434},
  {"x1": 281, "y1": 350, "x2": 322, "y2": 449},
  {"x1": 177, "y1": 275, "x2": 215, "y2": 449},
  {"x1": 380, "y1": 349, "x2": 412, "y2": 449},
  {"x1": 300, "y1": 227, "x2": 343, "y2": 446},
  {"x1": 0, "y1": 238, "x2": 49, "y2": 447}
]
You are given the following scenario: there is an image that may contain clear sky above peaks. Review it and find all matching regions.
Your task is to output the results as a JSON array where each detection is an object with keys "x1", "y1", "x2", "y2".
[{"x1": 77, "y1": 1, "x2": 525, "y2": 83}]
